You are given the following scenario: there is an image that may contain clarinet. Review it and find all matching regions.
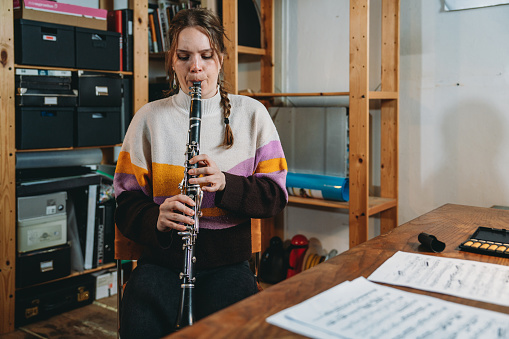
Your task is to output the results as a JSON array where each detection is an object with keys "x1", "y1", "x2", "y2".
[{"x1": 175, "y1": 81, "x2": 203, "y2": 330}]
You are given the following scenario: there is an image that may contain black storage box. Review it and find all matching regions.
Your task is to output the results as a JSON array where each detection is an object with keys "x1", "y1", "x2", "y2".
[
  {"x1": 16, "y1": 244, "x2": 71, "y2": 288},
  {"x1": 15, "y1": 273, "x2": 95, "y2": 327},
  {"x1": 75, "y1": 107, "x2": 121, "y2": 147},
  {"x1": 16, "y1": 107, "x2": 74, "y2": 149},
  {"x1": 16, "y1": 72, "x2": 77, "y2": 107},
  {"x1": 76, "y1": 71, "x2": 122, "y2": 107},
  {"x1": 75, "y1": 27, "x2": 120, "y2": 71},
  {"x1": 14, "y1": 19, "x2": 75, "y2": 68}
]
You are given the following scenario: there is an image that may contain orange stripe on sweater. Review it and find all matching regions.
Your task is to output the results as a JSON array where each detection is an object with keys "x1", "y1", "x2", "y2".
[
  {"x1": 115, "y1": 151, "x2": 151, "y2": 188},
  {"x1": 255, "y1": 157, "x2": 288, "y2": 174},
  {"x1": 153, "y1": 162, "x2": 184, "y2": 197}
]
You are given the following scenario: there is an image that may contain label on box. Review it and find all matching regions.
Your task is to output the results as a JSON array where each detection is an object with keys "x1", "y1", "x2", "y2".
[
  {"x1": 44, "y1": 97, "x2": 58, "y2": 105},
  {"x1": 287, "y1": 187, "x2": 324, "y2": 200},
  {"x1": 46, "y1": 205, "x2": 56, "y2": 215},
  {"x1": 40, "y1": 260, "x2": 54, "y2": 272},
  {"x1": 42, "y1": 34, "x2": 56, "y2": 42},
  {"x1": 16, "y1": 68, "x2": 72, "y2": 77},
  {"x1": 27, "y1": 226, "x2": 62, "y2": 247}
]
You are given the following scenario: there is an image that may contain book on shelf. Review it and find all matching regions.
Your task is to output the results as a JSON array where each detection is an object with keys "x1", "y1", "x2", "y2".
[
  {"x1": 107, "y1": 9, "x2": 133, "y2": 72},
  {"x1": 121, "y1": 9, "x2": 134, "y2": 72},
  {"x1": 153, "y1": 7, "x2": 164, "y2": 52},
  {"x1": 157, "y1": 0, "x2": 170, "y2": 51},
  {"x1": 83, "y1": 184, "x2": 98, "y2": 270},
  {"x1": 107, "y1": 10, "x2": 123, "y2": 71},
  {"x1": 148, "y1": 11, "x2": 159, "y2": 53}
]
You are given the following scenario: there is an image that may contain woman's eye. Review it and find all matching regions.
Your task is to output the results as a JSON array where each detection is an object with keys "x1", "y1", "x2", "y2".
[
  {"x1": 177, "y1": 55, "x2": 189, "y2": 61},
  {"x1": 202, "y1": 54, "x2": 213, "y2": 60}
]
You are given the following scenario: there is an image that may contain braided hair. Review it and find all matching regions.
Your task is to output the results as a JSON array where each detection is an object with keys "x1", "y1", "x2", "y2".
[{"x1": 165, "y1": 8, "x2": 234, "y2": 148}]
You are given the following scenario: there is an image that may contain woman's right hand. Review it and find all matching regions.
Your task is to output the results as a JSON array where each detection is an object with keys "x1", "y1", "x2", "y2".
[{"x1": 157, "y1": 194, "x2": 196, "y2": 232}]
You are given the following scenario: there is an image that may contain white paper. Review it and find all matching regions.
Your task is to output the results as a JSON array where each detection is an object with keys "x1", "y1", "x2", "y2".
[
  {"x1": 267, "y1": 277, "x2": 509, "y2": 339},
  {"x1": 368, "y1": 251, "x2": 509, "y2": 307},
  {"x1": 444, "y1": 0, "x2": 509, "y2": 11}
]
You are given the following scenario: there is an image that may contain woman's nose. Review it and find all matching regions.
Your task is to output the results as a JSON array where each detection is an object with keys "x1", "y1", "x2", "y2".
[{"x1": 190, "y1": 56, "x2": 203, "y2": 73}]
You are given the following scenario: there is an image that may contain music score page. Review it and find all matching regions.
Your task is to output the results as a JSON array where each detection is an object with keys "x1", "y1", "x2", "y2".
[
  {"x1": 367, "y1": 251, "x2": 509, "y2": 307},
  {"x1": 266, "y1": 276, "x2": 509, "y2": 339}
]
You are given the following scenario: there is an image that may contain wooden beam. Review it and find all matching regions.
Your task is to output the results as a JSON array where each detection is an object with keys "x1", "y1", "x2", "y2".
[
  {"x1": 380, "y1": 0, "x2": 400, "y2": 234},
  {"x1": 0, "y1": 0, "x2": 16, "y2": 334},
  {"x1": 222, "y1": 0, "x2": 238, "y2": 94},
  {"x1": 132, "y1": 0, "x2": 149, "y2": 112},
  {"x1": 349, "y1": 0, "x2": 370, "y2": 248},
  {"x1": 260, "y1": 0, "x2": 274, "y2": 94}
]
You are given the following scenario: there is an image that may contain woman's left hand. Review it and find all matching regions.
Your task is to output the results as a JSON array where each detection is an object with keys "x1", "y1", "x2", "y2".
[{"x1": 188, "y1": 154, "x2": 226, "y2": 192}]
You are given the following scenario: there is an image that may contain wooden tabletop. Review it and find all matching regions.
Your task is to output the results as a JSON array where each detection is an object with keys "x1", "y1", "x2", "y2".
[{"x1": 168, "y1": 204, "x2": 509, "y2": 338}]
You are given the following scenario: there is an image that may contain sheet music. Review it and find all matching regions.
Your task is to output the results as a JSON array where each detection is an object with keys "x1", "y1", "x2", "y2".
[
  {"x1": 266, "y1": 277, "x2": 509, "y2": 339},
  {"x1": 368, "y1": 251, "x2": 509, "y2": 307}
]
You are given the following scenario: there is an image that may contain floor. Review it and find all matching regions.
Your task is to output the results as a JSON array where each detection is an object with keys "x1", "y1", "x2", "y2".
[{"x1": 0, "y1": 295, "x2": 118, "y2": 339}]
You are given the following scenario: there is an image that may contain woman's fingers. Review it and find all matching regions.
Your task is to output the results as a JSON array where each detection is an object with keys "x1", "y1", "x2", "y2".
[{"x1": 157, "y1": 195, "x2": 196, "y2": 232}]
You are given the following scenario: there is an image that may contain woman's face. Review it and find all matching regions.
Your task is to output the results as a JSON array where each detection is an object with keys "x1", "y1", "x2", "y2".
[{"x1": 173, "y1": 27, "x2": 223, "y2": 99}]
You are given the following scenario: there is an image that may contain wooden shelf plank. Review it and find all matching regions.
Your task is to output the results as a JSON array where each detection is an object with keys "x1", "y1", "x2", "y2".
[
  {"x1": 247, "y1": 91, "x2": 397, "y2": 99},
  {"x1": 238, "y1": 45, "x2": 265, "y2": 56},
  {"x1": 369, "y1": 91, "x2": 398, "y2": 99},
  {"x1": 249, "y1": 91, "x2": 350, "y2": 98},
  {"x1": 16, "y1": 144, "x2": 123, "y2": 153},
  {"x1": 14, "y1": 64, "x2": 133, "y2": 76},
  {"x1": 15, "y1": 263, "x2": 117, "y2": 291},
  {"x1": 288, "y1": 196, "x2": 397, "y2": 216}
]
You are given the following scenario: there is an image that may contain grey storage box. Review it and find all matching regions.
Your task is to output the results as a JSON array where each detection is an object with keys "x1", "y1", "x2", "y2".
[{"x1": 17, "y1": 191, "x2": 67, "y2": 253}]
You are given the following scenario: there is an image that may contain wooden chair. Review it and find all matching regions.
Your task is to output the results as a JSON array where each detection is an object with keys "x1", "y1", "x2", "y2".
[{"x1": 115, "y1": 220, "x2": 263, "y2": 338}]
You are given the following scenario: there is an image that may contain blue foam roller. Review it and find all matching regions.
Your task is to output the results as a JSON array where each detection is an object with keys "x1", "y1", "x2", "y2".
[{"x1": 286, "y1": 172, "x2": 349, "y2": 202}]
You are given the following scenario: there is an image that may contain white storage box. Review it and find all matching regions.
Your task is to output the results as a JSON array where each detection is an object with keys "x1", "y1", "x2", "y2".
[{"x1": 93, "y1": 270, "x2": 117, "y2": 299}]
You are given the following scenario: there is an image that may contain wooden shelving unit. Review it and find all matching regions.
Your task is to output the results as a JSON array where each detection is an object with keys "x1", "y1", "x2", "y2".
[
  {"x1": 0, "y1": 0, "x2": 148, "y2": 333},
  {"x1": 221, "y1": 0, "x2": 399, "y2": 250}
]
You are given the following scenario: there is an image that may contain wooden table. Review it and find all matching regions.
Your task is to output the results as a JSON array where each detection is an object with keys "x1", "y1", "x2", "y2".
[{"x1": 168, "y1": 204, "x2": 509, "y2": 338}]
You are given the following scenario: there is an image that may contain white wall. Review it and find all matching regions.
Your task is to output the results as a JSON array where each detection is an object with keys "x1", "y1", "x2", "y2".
[
  {"x1": 275, "y1": 0, "x2": 509, "y2": 254},
  {"x1": 399, "y1": 1, "x2": 509, "y2": 223}
]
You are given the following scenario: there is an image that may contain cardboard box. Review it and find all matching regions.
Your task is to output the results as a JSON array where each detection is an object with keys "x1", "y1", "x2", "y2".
[{"x1": 13, "y1": 0, "x2": 107, "y2": 31}]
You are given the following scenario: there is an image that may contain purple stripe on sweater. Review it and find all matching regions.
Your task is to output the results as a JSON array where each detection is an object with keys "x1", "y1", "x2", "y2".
[
  {"x1": 114, "y1": 172, "x2": 151, "y2": 197},
  {"x1": 199, "y1": 215, "x2": 249, "y2": 230},
  {"x1": 255, "y1": 140, "x2": 285, "y2": 168},
  {"x1": 228, "y1": 140, "x2": 285, "y2": 176}
]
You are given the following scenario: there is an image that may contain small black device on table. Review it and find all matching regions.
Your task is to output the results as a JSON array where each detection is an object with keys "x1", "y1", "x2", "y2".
[{"x1": 459, "y1": 226, "x2": 509, "y2": 258}]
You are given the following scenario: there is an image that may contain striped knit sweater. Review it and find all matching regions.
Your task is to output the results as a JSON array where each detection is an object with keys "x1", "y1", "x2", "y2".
[{"x1": 113, "y1": 89, "x2": 288, "y2": 269}]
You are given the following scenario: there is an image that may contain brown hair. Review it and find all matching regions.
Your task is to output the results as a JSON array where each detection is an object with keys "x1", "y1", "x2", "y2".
[{"x1": 165, "y1": 8, "x2": 233, "y2": 148}]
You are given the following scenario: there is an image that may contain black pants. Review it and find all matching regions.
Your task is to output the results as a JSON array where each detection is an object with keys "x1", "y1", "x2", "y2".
[{"x1": 119, "y1": 260, "x2": 257, "y2": 339}]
